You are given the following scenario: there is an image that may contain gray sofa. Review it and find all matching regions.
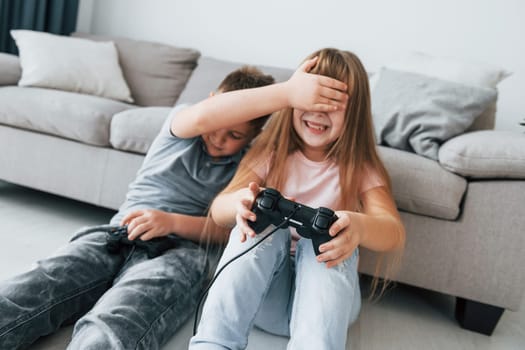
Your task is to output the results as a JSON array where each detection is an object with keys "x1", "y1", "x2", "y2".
[{"x1": 1, "y1": 32, "x2": 524, "y2": 344}]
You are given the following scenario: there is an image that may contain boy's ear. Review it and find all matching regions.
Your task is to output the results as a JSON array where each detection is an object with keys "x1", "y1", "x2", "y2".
[{"x1": 208, "y1": 91, "x2": 215, "y2": 97}]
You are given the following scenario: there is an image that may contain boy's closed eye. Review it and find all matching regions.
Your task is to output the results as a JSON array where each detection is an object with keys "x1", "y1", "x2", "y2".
[{"x1": 228, "y1": 131, "x2": 246, "y2": 140}]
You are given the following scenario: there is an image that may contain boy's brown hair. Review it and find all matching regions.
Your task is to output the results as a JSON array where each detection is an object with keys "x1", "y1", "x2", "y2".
[{"x1": 218, "y1": 66, "x2": 276, "y2": 130}]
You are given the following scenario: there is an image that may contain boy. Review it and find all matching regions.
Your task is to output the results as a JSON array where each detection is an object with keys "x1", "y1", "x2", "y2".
[
  {"x1": 0, "y1": 66, "x2": 274, "y2": 349},
  {"x1": 0, "y1": 62, "x2": 347, "y2": 349}
]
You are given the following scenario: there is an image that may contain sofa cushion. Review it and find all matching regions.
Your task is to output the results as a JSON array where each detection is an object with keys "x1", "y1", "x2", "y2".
[
  {"x1": 11, "y1": 30, "x2": 133, "y2": 103},
  {"x1": 372, "y1": 68, "x2": 497, "y2": 161},
  {"x1": 177, "y1": 56, "x2": 293, "y2": 105},
  {"x1": 439, "y1": 131, "x2": 525, "y2": 179},
  {"x1": 0, "y1": 86, "x2": 133, "y2": 146},
  {"x1": 0, "y1": 53, "x2": 21, "y2": 86},
  {"x1": 110, "y1": 107, "x2": 172, "y2": 154},
  {"x1": 378, "y1": 146, "x2": 467, "y2": 220},
  {"x1": 72, "y1": 32, "x2": 200, "y2": 107}
]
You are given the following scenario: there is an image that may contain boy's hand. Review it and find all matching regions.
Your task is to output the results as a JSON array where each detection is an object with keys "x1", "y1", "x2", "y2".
[
  {"x1": 285, "y1": 56, "x2": 348, "y2": 112},
  {"x1": 121, "y1": 209, "x2": 174, "y2": 241},
  {"x1": 316, "y1": 211, "x2": 361, "y2": 268},
  {"x1": 235, "y1": 182, "x2": 261, "y2": 242}
]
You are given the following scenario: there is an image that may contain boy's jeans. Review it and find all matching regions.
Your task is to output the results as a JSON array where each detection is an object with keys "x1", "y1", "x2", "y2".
[
  {"x1": 0, "y1": 230, "x2": 208, "y2": 350},
  {"x1": 190, "y1": 226, "x2": 361, "y2": 350}
]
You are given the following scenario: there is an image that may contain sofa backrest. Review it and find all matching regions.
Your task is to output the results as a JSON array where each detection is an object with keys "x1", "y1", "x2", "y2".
[
  {"x1": 1, "y1": 37, "x2": 497, "y2": 131},
  {"x1": 0, "y1": 52, "x2": 21, "y2": 86},
  {"x1": 173, "y1": 56, "x2": 497, "y2": 132},
  {"x1": 467, "y1": 101, "x2": 496, "y2": 131},
  {"x1": 176, "y1": 56, "x2": 293, "y2": 106},
  {"x1": 72, "y1": 32, "x2": 200, "y2": 107}
]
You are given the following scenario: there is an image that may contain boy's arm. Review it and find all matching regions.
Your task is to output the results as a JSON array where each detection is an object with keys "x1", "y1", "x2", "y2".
[
  {"x1": 171, "y1": 57, "x2": 349, "y2": 138},
  {"x1": 123, "y1": 209, "x2": 229, "y2": 244},
  {"x1": 170, "y1": 212, "x2": 230, "y2": 243},
  {"x1": 166, "y1": 212, "x2": 229, "y2": 243}
]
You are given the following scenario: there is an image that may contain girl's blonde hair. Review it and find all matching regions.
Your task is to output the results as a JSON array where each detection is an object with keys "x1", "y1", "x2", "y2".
[{"x1": 221, "y1": 48, "x2": 401, "y2": 297}]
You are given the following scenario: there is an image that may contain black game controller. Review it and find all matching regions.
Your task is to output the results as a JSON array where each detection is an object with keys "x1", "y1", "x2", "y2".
[
  {"x1": 248, "y1": 188, "x2": 338, "y2": 255},
  {"x1": 106, "y1": 225, "x2": 176, "y2": 258}
]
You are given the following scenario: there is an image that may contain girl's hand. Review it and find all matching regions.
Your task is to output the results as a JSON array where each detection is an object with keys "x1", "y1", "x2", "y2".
[
  {"x1": 316, "y1": 211, "x2": 361, "y2": 268},
  {"x1": 120, "y1": 209, "x2": 174, "y2": 241},
  {"x1": 285, "y1": 56, "x2": 348, "y2": 112},
  {"x1": 234, "y1": 182, "x2": 261, "y2": 243}
]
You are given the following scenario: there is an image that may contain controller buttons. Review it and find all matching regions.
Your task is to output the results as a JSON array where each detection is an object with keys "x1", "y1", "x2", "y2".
[
  {"x1": 314, "y1": 215, "x2": 330, "y2": 230},
  {"x1": 318, "y1": 207, "x2": 333, "y2": 216},
  {"x1": 260, "y1": 197, "x2": 275, "y2": 210}
]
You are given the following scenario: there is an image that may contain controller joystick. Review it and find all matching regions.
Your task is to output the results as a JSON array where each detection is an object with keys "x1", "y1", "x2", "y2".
[
  {"x1": 248, "y1": 188, "x2": 338, "y2": 256},
  {"x1": 106, "y1": 225, "x2": 176, "y2": 258}
]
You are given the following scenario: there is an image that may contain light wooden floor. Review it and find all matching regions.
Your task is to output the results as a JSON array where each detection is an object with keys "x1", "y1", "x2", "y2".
[{"x1": 1, "y1": 180, "x2": 524, "y2": 349}]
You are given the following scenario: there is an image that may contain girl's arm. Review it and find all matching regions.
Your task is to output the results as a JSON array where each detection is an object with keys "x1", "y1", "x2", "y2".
[
  {"x1": 171, "y1": 57, "x2": 349, "y2": 138},
  {"x1": 210, "y1": 176, "x2": 263, "y2": 242},
  {"x1": 121, "y1": 209, "x2": 229, "y2": 244},
  {"x1": 317, "y1": 186, "x2": 406, "y2": 268}
]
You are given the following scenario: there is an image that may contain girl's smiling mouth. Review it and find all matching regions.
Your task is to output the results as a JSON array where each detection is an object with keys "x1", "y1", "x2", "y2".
[{"x1": 304, "y1": 120, "x2": 329, "y2": 134}]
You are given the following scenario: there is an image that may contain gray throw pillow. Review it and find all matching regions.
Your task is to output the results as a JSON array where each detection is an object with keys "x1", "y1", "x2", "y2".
[
  {"x1": 72, "y1": 32, "x2": 200, "y2": 107},
  {"x1": 110, "y1": 107, "x2": 171, "y2": 154},
  {"x1": 372, "y1": 68, "x2": 497, "y2": 160}
]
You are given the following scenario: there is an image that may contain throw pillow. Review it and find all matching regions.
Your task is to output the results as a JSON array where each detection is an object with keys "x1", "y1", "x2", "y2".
[
  {"x1": 372, "y1": 68, "x2": 497, "y2": 160},
  {"x1": 10, "y1": 30, "x2": 133, "y2": 103},
  {"x1": 438, "y1": 131, "x2": 525, "y2": 179},
  {"x1": 72, "y1": 32, "x2": 201, "y2": 107},
  {"x1": 110, "y1": 107, "x2": 171, "y2": 154},
  {"x1": 371, "y1": 51, "x2": 510, "y2": 131},
  {"x1": 384, "y1": 51, "x2": 511, "y2": 88}
]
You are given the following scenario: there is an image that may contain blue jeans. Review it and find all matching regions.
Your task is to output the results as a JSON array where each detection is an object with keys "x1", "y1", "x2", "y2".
[
  {"x1": 0, "y1": 229, "x2": 208, "y2": 349},
  {"x1": 190, "y1": 226, "x2": 361, "y2": 350}
]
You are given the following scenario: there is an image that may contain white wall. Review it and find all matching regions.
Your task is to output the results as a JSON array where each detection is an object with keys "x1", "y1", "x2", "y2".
[
  {"x1": 79, "y1": 0, "x2": 524, "y2": 131},
  {"x1": 76, "y1": 0, "x2": 94, "y2": 34}
]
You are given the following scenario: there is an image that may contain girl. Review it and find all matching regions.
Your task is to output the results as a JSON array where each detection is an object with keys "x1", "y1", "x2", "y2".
[{"x1": 190, "y1": 48, "x2": 405, "y2": 350}]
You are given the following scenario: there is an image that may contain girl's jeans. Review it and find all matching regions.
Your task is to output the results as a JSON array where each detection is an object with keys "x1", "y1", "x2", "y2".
[
  {"x1": 0, "y1": 230, "x2": 208, "y2": 350},
  {"x1": 190, "y1": 226, "x2": 361, "y2": 350}
]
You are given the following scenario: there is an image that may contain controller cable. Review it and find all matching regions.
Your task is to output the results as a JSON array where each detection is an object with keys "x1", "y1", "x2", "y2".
[
  {"x1": 193, "y1": 207, "x2": 300, "y2": 335},
  {"x1": 70, "y1": 224, "x2": 122, "y2": 242}
]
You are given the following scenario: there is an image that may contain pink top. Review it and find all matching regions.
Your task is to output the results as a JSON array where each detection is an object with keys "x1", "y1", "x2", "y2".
[{"x1": 254, "y1": 150, "x2": 384, "y2": 252}]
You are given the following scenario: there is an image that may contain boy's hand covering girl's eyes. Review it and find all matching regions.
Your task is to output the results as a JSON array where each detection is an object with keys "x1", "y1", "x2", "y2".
[
  {"x1": 235, "y1": 182, "x2": 261, "y2": 242},
  {"x1": 316, "y1": 211, "x2": 361, "y2": 268},
  {"x1": 285, "y1": 56, "x2": 349, "y2": 112}
]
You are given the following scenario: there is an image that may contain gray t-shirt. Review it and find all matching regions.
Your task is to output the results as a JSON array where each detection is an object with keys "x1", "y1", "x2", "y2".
[{"x1": 110, "y1": 105, "x2": 244, "y2": 225}]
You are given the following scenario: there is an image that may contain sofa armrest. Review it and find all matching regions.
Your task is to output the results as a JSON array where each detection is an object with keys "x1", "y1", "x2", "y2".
[
  {"x1": 438, "y1": 130, "x2": 525, "y2": 179},
  {"x1": 0, "y1": 53, "x2": 21, "y2": 86}
]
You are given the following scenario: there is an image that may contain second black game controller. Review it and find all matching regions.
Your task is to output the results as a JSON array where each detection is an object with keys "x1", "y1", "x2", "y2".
[
  {"x1": 106, "y1": 225, "x2": 176, "y2": 258},
  {"x1": 248, "y1": 188, "x2": 338, "y2": 255}
]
